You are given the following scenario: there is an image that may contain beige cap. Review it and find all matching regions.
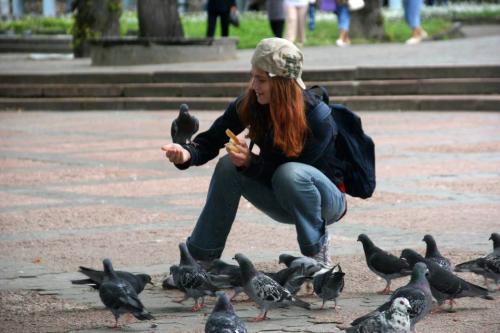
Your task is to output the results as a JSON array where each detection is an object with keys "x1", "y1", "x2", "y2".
[{"x1": 251, "y1": 37, "x2": 306, "y2": 90}]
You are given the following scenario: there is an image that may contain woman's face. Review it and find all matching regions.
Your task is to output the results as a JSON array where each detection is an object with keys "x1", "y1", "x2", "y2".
[{"x1": 251, "y1": 67, "x2": 271, "y2": 105}]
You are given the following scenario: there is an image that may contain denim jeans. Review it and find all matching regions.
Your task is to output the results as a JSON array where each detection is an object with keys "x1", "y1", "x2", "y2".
[
  {"x1": 335, "y1": 4, "x2": 350, "y2": 31},
  {"x1": 403, "y1": 0, "x2": 423, "y2": 29},
  {"x1": 187, "y1": 155, "x2": 346, "y2": 261}
]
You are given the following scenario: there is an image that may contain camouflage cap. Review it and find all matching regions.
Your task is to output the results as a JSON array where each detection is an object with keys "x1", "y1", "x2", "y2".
[{"x1": 251, "y1": 37, "x2": 306, "y2": 89}]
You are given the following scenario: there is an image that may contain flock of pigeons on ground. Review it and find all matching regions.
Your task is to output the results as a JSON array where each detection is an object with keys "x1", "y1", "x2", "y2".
[{"x1": 70, "y1": 232, "x2": 500, "y2": 332}]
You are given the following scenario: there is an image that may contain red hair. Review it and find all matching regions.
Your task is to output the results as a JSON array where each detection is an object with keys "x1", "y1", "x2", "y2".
[{"x1": 239, "y1": 78, "x2": 308, "y2": 158}]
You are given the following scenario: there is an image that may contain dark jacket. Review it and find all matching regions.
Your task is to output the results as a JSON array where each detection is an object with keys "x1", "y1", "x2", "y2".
[
  {"x1": 178, "y1": 90, "x2": 344, "y2": 188},
  {"x1": 207, "y1": 0, "x2": 236, "y2": 12}
]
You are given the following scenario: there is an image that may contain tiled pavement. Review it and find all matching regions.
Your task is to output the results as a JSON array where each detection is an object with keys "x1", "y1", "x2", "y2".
[{"x1": 1, "y1": 110, "x2": 499, "y2": 332}]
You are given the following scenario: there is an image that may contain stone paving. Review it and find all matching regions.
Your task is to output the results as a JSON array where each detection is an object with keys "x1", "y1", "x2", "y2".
[{"x1": 1, "y1": 110, "x2": 500, "y2": 332}]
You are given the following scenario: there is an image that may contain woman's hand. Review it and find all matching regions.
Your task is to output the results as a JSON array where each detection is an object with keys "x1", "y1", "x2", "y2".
[
  {"x1": 225, "y1": 140, "x2": 251, "y2": 168},
  {"x1": 161, "y1": 143, "x2": 191, "y2": 164}
]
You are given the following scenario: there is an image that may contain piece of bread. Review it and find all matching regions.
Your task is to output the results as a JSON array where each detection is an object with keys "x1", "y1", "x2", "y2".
[{"x1": 225, "y1": 129, "x2": 240, "y2": 145}]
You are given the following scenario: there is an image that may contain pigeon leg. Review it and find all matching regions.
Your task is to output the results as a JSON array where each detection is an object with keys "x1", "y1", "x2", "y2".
[
  {"x1": 253, "y1": 310, "x2": 268, "y2": 321},
  {"x1": 378, "y1": 280, "x2": 391, "y2": 295},
  {"x1": 191, "y1": 299, "x2": 203, "y2": 312},
  {"x1": 320, "y1": 300, "x2": 326, "y2": 310}
]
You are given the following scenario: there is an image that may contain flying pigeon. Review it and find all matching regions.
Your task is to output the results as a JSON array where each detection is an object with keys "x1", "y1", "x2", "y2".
[
  {"x1": 313, "y1": 264, "x2": 345, "y2": 309},
  {"x1": 171, "y1": 103, "x2": 199, "y2": 144},
  {"x1": 423, "y1": 234, "x2": 452, "y2": 271},
  {"x1": 71, "y1": 266, "x2": 153, "y2": 294},
  {"x1": 351, "y1": 262, "x2": 432, "y2": 333},
  {"x1": 170, "y1": 243, "x2": 219, "y2": 311},
  {"x1": 205, "y1": 292, "x2": 248, "y2": 333},
  {"x1": 98, "y1": 259, "x2": 154, "y2": 327},
  {"x1": 357, "y1": 234, "x2": 411, "y2": 294},
  {"x1": 401, "y1": 248, "x2": 494, "y2": 311},
  {"x1": 233, "y1": 253, "x2": 311, "y2": 321},
  {"x1": 454, "y1": 232, "x2": 500, "y2": 290},
  {"x1": 346, "y1": 297, "x2": 412, "y2": 333}
]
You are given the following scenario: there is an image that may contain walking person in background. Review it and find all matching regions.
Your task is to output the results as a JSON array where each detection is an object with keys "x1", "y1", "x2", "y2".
[
  {"x1": 403, "y1": 0, "x2": 427, "y2": 44},
  {"x1": 267, "y1": 0, "x2": 285, "y2": 38},
  {"x1": 308, "y1": 0, "x2": 317, "y2": 31},
  {"x1": 206, "y1": 0, "x2": 237, "y2": 38},
  {"x1": 334, "y1": 0, "x2": 351, "y2": 47},
  {"x1": 285, "y1": 0, "x2": 309, "y2": 48}
]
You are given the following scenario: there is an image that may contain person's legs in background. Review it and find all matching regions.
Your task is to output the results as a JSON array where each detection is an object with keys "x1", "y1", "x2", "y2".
[
  {"x1": 295, "y1": 5, "x2": 308, "y2": 47},
  {"x1": 270, "y1": 19, "x2": 285, "y2": 38},
  {"x1": 286, "y1": 5, "x2": 298, "y2": 43},
  {"x1": 404, "y1": 0, "x2": 427, "y2": 44},
  {"x1": 308, "y1": 1, "x2": 316, "y2": 31},
  {"x1": 220, "y1": 10, "x2": 230, "y2": 37},
  {"x1": 335, "y1": 4, "x2": 350, "y2": 47},
  {"x1": 206, "y1": 11, "x2": 218, "y2": 37}
]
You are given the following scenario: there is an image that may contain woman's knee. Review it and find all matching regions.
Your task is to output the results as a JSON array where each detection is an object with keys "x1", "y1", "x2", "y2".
[
  {"x1": 272, "y1": 162, "x2": 311, "y2": 192},
  {"x1": 214, "y1": 155, "x2": 238, "y2": 177}
]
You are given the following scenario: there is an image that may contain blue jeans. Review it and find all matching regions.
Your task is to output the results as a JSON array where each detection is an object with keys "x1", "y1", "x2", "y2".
[
  {"x1": 308, "y1": 3, "x2": 316, "y2": 31},
  {"x1": 335, "y1": 4, "x2": 350, "y2": 31},
  {"x1": 403, "y1": 0, "x2": 423, "y2": 29},
  {"x1": 187, "y1": 156, "x2": 346, "y2": 260}
]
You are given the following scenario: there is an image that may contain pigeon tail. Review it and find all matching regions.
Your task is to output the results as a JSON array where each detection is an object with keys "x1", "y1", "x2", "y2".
[
  {"x1": 291, "y1": 296, "x2": 311, "y2": 310},
  {"x1": 132, "y1": 310, "x2": 155, "y2": 321}
]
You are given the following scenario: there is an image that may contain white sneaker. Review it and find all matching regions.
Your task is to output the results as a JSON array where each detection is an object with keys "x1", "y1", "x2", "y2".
[
  {"x1": 336, "y1": 39, "x2": 350, "y2": 47},
  {"x1": 310, "y1": 233, "x2": 333, "y2": 268},
  {"x1": 405, "y1": 30, "x2": 428, "y2": 45}
]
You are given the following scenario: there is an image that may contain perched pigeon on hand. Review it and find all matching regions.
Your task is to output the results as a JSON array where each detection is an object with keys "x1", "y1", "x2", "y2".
[
  {"x1": 170, "y1": 243, "x2": 219, "y2": 311},
  {"x1": 454, "y1": 232, "x2": 500, "y2": 290},
  {"x1": 423, "y1": 234, "x2": 452, "y2": 271},
  {"x1": 205, "y1": 292, "x2": 248, "y2": 333},
  {"x1": 171, "y1": 103, "x2": 199, "y2": 144},
  {"x1": 71, "y1": 266, "x2": 152, "y2": 294},
  {"x1": 233, "y1": 253, "x2": 311, "y2": 321},
  {"x1": 357, "y1": 234, "x2": 411, "y2": 294},
  {"x1": 313, "y1": 264, "x2": 345, "y2": 309},
  {"x1": 351, "y1": 262, "x2": 432, "y2": 333},
  {"x1": 98, "y1": 259, "x2": 154, "y2": 327},
  {"x1": 401, "y1": 249, "x2": 494, "y2": 311},
  {"x1": 346, "y1": 297, "x2": 412, "y2": 333}
]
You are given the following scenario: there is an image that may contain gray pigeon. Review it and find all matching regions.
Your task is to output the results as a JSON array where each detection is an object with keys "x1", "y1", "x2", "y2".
[
  {"x1": 71, "y1": 266, "x2": 153, "y2": 294},
  {"x1": 313, "y1": 264, "x2": 345, "y2": 309},
  {"x1": 233, "y1": 253, "x2": 311, "y2": 321},
  {"x1": 170, "y1": 243, "x2": 219, "y2": 311},
  {"x1": 278, "y1": 253, "x2": 323, "y2": 276},
  {"x1": 98, "y1": 259, "x2": 154, "y2": 327},
  {"x1": 401, "y1": 249, "x2": 494, "y2": 311},
  {"x1": 346, "y1": 297, "x2": 412, "y2": 333},
  {"x1": 357, "y1": 234, "x2": 411, "y2": 294},
  {"x1": 423, "y1": 234, "x2": 452, "y2": 271},
  {"x1": 205, "y1": 292, "x2": 248, "y2": 333},
  {"x1": 351, "y1": 262, "x2": 432, "y2": 333},
  {"x1": 454, "y1": 232, "x2": 500, "y2": 290},
  {"x1": 171, "y1": 103, "x2": 199, "y2": 144}
]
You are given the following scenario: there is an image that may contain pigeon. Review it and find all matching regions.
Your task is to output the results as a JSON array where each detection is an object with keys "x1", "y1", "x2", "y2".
[
  {"x1": 357, "y1": 234, "x2": 412, "y2": 294},
  {"x1": 71, "y1": 266, "x2": 153, "y2": 294},
  {"x1": 171, "y1": 103, "x2": 199, "y2": 144},
  {"x1": 346, "y1": 297, "x2": 412, "y2": 333},
  {"x1": 170, "y1": 243, "x2": 219, "y2": 311},
  {"x1": 454, "y1": 232, "x2": 500, "y2": 290},
  {"x1": 313, "y1": 264, "x2": 345, "y2": 309},
  {"x1": 205, "y1": 292, "x2": 248, "y2": 333},
  {"x1": 351, "y1": 262, "x2": 432, "y2": 333},
  {"x1": 233, "y1": 253, "x2": 311, "y2": 321},
  {"x1": 422, "y1": 234, "x2": 452, "y2": 271},
  {"x1": 401, "y1": 248, "x2": 494, "y2": 311},
  {"x1": 278, "y1": 253, "x2": 323, "y2": 276},
  {"x1": 98, "y1": 259, "x2": 154, "y2": 327}
]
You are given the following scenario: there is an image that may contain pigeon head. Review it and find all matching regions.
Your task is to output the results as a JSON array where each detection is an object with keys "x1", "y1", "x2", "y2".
[
  {"x1": 138, "y1": 274, "x2": 154, "y2": 286},
  {"x1": 490, "y1": 233, "x2": 500, "y2": 249},
  {"x1": 278, "y1": 253, "x2": 296, "y2": 266},
  {"x1": 412, "y1": 262, "x2": 430, "y2": 280},
  {"x1": 233, "y1": 253, "x2": 258, "y2": 284},
  {"x1": 357, "y1": 234, "x2": 375, "y2": 250},
  {"x1": 179, "y1": 242, "x2": 198, "y2": 266},
  {"x1": 212, "y1": 292, "x2": 235, "y2": 314},
  {"x1": 400, "y1": 249, "x2": 425, "y2": 268},
  {"x1": 179, "y1": 104, "x2": 189, "y2": 114},
  {"x1": 391, "y1": 297, "x2": 412, "y2": 313},
  {"x1": 102, "y1": 258, "x2": 116, "y2": 278},
  {"x1": 422, "y1": 234, "x2": 440, "y2": 257},
  {"x1": 332, "y1": 264, "x2": 345, "y2": 277}
]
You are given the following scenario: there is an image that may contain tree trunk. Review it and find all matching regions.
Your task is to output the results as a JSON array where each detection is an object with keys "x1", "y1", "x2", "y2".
[
  {"x1": 137, "y1": 0, "x2": 184, "y2": 39},
  {"x1": 349, "y1": 0, "x2": 386, "y2": 41},
  {"x1": 72, "y1": 0, "x2": 121, "y2": 58}
]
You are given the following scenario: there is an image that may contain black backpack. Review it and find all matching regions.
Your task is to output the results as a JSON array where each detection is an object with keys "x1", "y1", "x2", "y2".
[{"x1": 310, "y1": 86, "x2": 376, "y2": 199}]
